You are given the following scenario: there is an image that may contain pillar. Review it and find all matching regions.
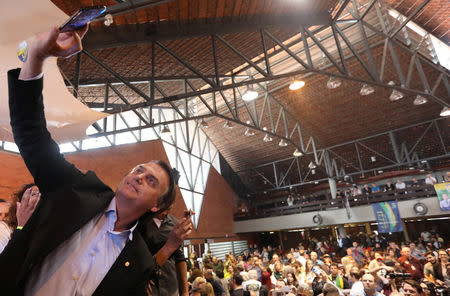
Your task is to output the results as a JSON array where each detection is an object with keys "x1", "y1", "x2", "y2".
[
  {"x1": 365, "y1": 222, "x2": 372, "y2": 235},
  {"x1": 329, "y1": 178, "x2": 337, "y2": 199},
  {"x1": 337, "y1": 224, "x2": 346, "y2": 238},
  {"x1": 402, "y1": 220, "x2": 410, "y2": 242}
]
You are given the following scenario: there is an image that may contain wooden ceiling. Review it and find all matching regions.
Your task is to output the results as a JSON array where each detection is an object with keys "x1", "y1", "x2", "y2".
[{"x1": 51, "y1": 0, "x2": 450, "y2": 194}]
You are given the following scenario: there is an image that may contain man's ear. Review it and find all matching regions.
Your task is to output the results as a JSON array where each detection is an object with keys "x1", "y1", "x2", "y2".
[{"x1": 150, "y1": 206, "x2": 160, "y2": 213}]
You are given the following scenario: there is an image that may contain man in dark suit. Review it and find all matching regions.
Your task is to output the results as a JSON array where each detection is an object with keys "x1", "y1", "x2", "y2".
[{"x1": 1, "y1": 25, "x2": 192, "y2": 295}]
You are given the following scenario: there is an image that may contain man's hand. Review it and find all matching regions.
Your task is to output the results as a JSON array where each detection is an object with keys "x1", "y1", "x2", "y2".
[
  {"x1": 166, "y1": 216, "x2": 193, "y2": 250},
  {"x1": 16, "y1": 186, "x2": 41, "y2": 227},
  {"x1": 19, "y1": 25, "x2": 89, "y2": 80}
]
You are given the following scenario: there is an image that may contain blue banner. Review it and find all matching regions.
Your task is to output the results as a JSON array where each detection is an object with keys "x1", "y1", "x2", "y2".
[{"x1": 372, "y1": 201, "x2": 403, "y2": 233}]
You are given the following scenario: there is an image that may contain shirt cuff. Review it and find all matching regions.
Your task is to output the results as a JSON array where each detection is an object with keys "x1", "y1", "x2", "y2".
[{"x1": 21, "y1": 72, "x2": 43, "y2": 81}]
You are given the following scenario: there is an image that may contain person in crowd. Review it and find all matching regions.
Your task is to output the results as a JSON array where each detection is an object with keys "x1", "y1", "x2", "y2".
[
  {"x1": 424, "y1": 252, "x2": 439, "y2": 281},
  {"x1": 384, "y1": 181, "x2": 395, "y2": 192},
  {"x1": 243, "y1": 270, "x2": 262, "y2": 296},
  {"x1": 211, "y1": 256, "x2": 224, "y2": 277},
  {"x1": 351, "y1": 241, "x2": 365, "y2": 264},
  {"x1": 425, "y1": 174, "x2": 437, "y2": 185},
  {"x1": 342, "y1": 247, "x2": 357, "y2": 276},
  {"x1": 410, "y1": 242, "x2": 425, "y2": 260},
  {"x1": 362, "y1": 273, "x2": 383, "y2": 296},
  {"x1": 436, "y1": 249, "x2": 449, "y2": 284},
  {"x1": 0, "y1": 199, "x2": 10, "y2": 221},
  {"x1": 311, "y1": 251, "x2": 324, "y2": 267},
  {"x1": 285, "y1": 271, "x2": 298, "y2": 290},
  {"x1": 188, "y1": 252, "x2": 199, "y2": 271},
  {"x1": 192, "y1": 277, "x2": 207, "y2": 296},
  {"x1": 398, "y1": 247, "x2": 424, "y2": 280},
  {"x1": 230, "y1": 273, "x2": 245, "y2": 296},
  {"x1": 411, "y1": 178, "x2": 421, "y2": 188},
  {"x1": 205, "y1": 269, "x2": 225, "y2": 296},
  {"x1": 322, "y1": 282, "x2": 340, "y2": 296},
  {"x1": 217, "y1": 270, "x2": 230, "y2": 296},
  {"x1": 362, "y1": 184, "x2": 372, "y2": 196},
  {"x1": 349, "y1": 269, "x2": 365, "y2": 296},
  {"x1": 140, "y1": 205, "x2": 189, "y2": 296},
  {"x1": 0, "y1": 184, "x2": 41, "y2": 254},
  {"x1": 402, "y1": 280, "x2": 423, "y2": 296},
  {"x1": 2, "y1": 24, "x2": 192, "y2": 295},
  {"x1": 371, "y1": 184, "x2": 381, "y2": 193},
  {"x1": 395, "y1": 179, "x2": 406, "y2": 190},
  {"x1": 328, "y1": 263, "x2": 349, "y2": 289},
  {"x1": 200, "y1": 282, "x2": 215, "y2": 296},
  {"x1": 352, "y1": 186, "x2": 362, "y2": 197},
  {"x1": 287, "y1": 195, "x2": 294, "y2": 207},
  {"x1": 311, "y1": 266, "x2": 327, "y2": 296}
]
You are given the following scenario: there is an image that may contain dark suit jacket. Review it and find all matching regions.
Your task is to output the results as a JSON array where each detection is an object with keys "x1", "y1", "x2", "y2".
[{"x1": 0, "y1": 68, "x2": 155, "y2": 295}]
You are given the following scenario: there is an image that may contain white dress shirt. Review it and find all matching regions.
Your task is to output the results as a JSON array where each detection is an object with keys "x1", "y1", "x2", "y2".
[{"x1": 25, "y1": 197, "x2": 137, "y2": 296}]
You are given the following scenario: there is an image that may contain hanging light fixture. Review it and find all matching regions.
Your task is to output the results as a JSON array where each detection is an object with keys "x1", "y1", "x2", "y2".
[
  {"x1": 161, "y1": 125, "x2": 171, "y2": 134},
  {"x1": 263, "y1": 134, "x2": 273, "y2": 142},
  {"x1": 242, "y1": 86, "x2": 258, "y2": 102},
  {"x1": 308, "y1": 161, "x2": 316, "y2": 169},
  {"x1": 200, "y1": 119, "x2": 208, "y2": 128},
  {"x1": 244, "y1": 128, "x2": 255, "y2": 136},
  {"x1": 371, "y1": 156, "x2": 376, "y2": 162},
  {"x1": 360, "y1": 83, "x2": 375, "y2": 96},
  {"x1": 289, "y1": 78, "x2": 305, "y2": 90},
  {"x1": 293, "y1": 148, "x2": 303, "y2": 157},
  {"x1": 326, "y1": 76, "x2": 342, "y2": 89},
  {"x1": 439, "y1": 106, "x2": 450, "y2": 117},
  {"x1": 223, "y1": 120, "x2": 234, "y2": 129},
  {"x1": 413, "y1": 95, "x2": 428, "y2": 105},
  {"x1": 278, "y1": 139, "x2": 288, "y2": 147},
  {"x1": 388, "y1": 81, "x2": 404, "y2": 101}
]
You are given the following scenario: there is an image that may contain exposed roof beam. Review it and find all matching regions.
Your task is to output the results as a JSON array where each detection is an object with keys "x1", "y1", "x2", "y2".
[{"x1": 84, "y1": 13, "x2": 331, "y2": 50}]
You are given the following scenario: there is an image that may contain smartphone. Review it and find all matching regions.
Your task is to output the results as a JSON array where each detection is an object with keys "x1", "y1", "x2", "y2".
[
  {"x1": 184, "y1": 209, "x2": 194, "y2": 218},
  {"x1": 281, "y1": 286, "x2": 293, "y2": 293},
  {"x1": 59, "y1": 6, "x2": 106, "y2": 32},
  {"x1": 312, "y1": 266, "x2": 321, "y2": 274}
]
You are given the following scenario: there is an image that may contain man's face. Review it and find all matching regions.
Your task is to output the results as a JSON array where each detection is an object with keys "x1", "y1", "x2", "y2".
[
  {"x1": 272, "y1": 254, "x2": 279, "y2": 261},
  {"x1": 0, "y1": 202, "x2": 10, "y2": 221},
  {"x1": 213, "y1": 256, "x2": 218, "y2": 264},
  {"x1": 362, "y1": 274, "x2": 376, "y2": 292},
  {"x1": 347, "y1": 248, "x2": 353, "y2": 256},
  {"x1": 426, "y1": 254, "x2": 436, "y2": 263},
  {"x1": 330, "y1": 265, "x2": 339, "y2": 276},
  {"x1": 311, "y1": 252, "x2": 317, "y2": 261},
  {"x1": 403, "y1": 283, "x2": 419, "y2": 296},
  {"x1": 353, "y1": 242, "x2": 358, "y2": 247},
  {"x1": 116, "y1": 162, "x2": 170, "y2": 214},
  {"x1": 409, "y1": 243, "x2": 415, "y2": 250},
  {"x1": 401, "y1": 247, "x2": 411, "y2": 258}
]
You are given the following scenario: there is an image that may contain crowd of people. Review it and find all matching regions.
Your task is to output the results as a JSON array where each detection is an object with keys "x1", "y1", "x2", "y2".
[{"x1": 186, "y1": 232, "x2": 449, "y2": 296}]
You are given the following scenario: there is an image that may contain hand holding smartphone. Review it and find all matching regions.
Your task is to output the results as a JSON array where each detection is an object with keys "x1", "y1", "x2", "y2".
[{"x1": 59, "y1": 6, "x2": 106, "y2": 32}]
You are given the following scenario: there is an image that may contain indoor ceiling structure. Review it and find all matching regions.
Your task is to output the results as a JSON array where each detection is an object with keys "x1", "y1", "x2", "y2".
[{"x1": 20, "y1": 0, "x2": 450, "y2": 199}]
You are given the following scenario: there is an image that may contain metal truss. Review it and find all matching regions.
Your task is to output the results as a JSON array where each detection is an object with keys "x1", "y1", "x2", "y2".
[
  {"x1": 237, "y1": 117, "x2": 449, "y2": 192},
  {"x1": 63, "y1": 0, "x2": 450, "y2": 192},
  {"x1": 4, "y1": 0, "x2": 449, "y2": 194}
]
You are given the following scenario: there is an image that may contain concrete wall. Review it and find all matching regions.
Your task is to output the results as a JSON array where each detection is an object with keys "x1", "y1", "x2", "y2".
[{"x1": 234, "y1": 196, "x2": 449, "y2": 233}]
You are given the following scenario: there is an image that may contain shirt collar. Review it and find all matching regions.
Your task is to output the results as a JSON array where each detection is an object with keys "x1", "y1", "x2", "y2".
[{"x1": 105, "y1": 197, "x2": 138, "y2": 241}]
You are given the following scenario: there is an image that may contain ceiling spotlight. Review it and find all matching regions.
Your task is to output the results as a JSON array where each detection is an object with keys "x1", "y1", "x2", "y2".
[
  {"x1": 378, "y1": 170, "x2": 383, "y2": 174},
  {"x1": 263, "y1": 133, "x2": 273, "y2": 142},
  {"x1": 244, "y1": 128, "x2": 255, "y2": 137},
  {"x1": 409, "y1": 167, "x2": 415, "y2": 170},
  {"x1": 104, "y1": 14, "x2": 113, "y2": 26},
  {"x1": 327, "y1": 76, "x2": 342, "y2": 89},
  {"x1": 413, "y1": 95, "x2": 428, "y2": 105},
  {"x1": 440, "y1": 106, "x2": 450, "y2": 117},
  {"x1": 161, "y1": 125, "x2": 171, "y2": 134},
  {"x1": 371, "y1": 156, "x2": 376, "y2": 162},
  {"x1": 242, "y1": 87, "x2": 258, "y2": 102},
  {"x1": 308, "y1": 161, "x2": 316, "y2": 169},
  {"x1": 314, "y1": 181, "x2": 319, "y2": 184},
  {"x1": 200, "y1": 119, "x2": 209, "y2": 128},
  {"x1": 223, "y1": 120, "x2": 234, "y2": 129},
  {"x1": 360, "y1": 84, "x2": 375, "y2": 96},
  {"x1": 289, "y1": 79, "x2": 305, "y2": 90},
  {"x1": 293, "y1": 148, "x2": 303, "y2": 157},
  {"x1": 278, "y1": 139, "x2": 288, "y2": 147},
  {"x1": 388, "y1": 81, "x2": 404, "y2": 101}
]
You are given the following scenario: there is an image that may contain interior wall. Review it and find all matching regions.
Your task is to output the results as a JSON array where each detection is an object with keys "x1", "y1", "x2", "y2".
[{"x1": 0, "y1": 140, "x2": 238, "y2": 239}]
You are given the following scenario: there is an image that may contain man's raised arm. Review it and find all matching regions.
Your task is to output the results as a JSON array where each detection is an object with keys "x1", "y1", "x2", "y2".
[{"x1": 8, "y1": 26, "x2": 89, "y2": 194}]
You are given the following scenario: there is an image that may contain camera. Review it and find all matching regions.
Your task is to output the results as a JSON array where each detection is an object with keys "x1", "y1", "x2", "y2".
[{"x1": 387, "y1": 272, "x2": 411, "y2": 279}]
